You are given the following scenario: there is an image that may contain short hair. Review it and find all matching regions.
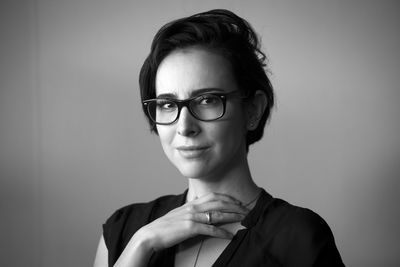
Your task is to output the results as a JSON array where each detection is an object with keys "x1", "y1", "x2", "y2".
[{"x1": 139, "y1": 9, "x2": 274, "y2": 150}]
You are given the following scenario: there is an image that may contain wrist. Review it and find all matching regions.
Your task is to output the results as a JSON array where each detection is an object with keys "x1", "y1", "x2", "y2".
[
  {"x1": 114, "y1": 229, "x2": 154, "y2": 267},
  {"x1": 132, "y1": 228, "x2": 156, "y2": 256}
]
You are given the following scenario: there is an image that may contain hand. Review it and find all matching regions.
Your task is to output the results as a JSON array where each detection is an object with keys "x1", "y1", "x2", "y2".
[{"x1": 135, "y1": 192, "x2": 249, "y2": 252}]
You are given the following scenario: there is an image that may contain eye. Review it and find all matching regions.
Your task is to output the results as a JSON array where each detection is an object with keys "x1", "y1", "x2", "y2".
[
  {"x1": 156, "y1": 100, "x2": 176, "y2": 111},
  {"x1": 198, "y1": 95, "x2": 220, "y2": 106}
]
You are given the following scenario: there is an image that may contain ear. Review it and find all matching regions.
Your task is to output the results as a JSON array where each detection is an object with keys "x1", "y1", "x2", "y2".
[{"x1": 245, "y1": 90, "x2": 268, "y2": 131}]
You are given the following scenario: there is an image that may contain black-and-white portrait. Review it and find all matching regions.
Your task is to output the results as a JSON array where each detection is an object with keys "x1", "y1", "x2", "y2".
[{"x1": 1, "y1": 1, "x2": 399, "y2": 266}]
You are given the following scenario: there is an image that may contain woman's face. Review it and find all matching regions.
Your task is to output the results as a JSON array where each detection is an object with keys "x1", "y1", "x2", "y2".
[{"x1": 155, "y1": 48, "x2": 248, "y2": 179}]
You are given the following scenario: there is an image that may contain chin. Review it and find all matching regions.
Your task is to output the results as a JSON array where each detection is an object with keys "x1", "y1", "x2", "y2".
[
  {"x1": 175, "y1": 161, "x2": 212, "y2": 179},
  {"x1": 177, "y1": 166, "x2": 207, "y2": 179}
]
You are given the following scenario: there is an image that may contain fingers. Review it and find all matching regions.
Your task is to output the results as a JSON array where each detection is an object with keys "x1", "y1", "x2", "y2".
[
  {"x1": 189, "y1": 211, "x2": 246, "y2": 225},
  {"x1": 181, "y1": 199, "x2": 248, "y2": 218},
  {"x1": 195, "y1": 200, "x2": 249, "y2": 215},
  {"x1": 181, "y1": 192, "x2": 249, "y2": 216},
  {"x1": 194, "y1": 224, "x2": 234, "y2": 239}
]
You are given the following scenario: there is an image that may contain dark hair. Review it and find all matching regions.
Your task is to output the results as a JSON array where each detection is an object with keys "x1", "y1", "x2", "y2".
[{"x1": 139, "y1": 9, "x2": 274, "y2": 149}]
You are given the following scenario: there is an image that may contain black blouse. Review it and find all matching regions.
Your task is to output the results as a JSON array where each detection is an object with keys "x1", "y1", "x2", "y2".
[{"x1": 103, "y1": 189, "x2": 345, "y2": 266}]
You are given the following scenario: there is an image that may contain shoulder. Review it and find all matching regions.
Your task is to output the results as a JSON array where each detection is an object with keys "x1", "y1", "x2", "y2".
[
  {"x1": 255, "y1": 198, "x2": 344, "y2": 266},
  {"x1": 258, "y1": 198, "x2": 332, "y2": 239}
]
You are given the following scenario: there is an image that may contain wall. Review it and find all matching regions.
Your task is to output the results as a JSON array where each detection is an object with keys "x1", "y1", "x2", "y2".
[
  {"x1": 1, "y1": 0, "x2": 399, "y2": 266},
  {"x1": 0, "y1": 0, "x2": 41, "y2": 266}
]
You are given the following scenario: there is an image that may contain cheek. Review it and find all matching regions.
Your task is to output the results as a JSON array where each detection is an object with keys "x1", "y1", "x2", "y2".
[
  {"x1": 156, "y1": 126, "x2": 174, "y2": 150},
  {"x1": 210, "y1": 118, "x2": 247, "y2": 149}
]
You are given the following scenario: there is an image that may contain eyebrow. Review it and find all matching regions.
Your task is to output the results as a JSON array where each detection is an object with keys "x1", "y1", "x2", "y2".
[{"x1": 156, "y1": 88, "x2": 225, "y2": 99}]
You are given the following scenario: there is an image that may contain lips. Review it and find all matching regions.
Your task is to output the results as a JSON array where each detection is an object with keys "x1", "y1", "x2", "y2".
[
  {"x1": 176, "y1": 145, "x2": 209, "y2": 151},
  {"x1": 176, "y1": 145, "x2": 210, "y2": 159}
]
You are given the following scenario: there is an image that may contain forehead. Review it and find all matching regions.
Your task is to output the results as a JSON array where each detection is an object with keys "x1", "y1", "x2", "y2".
[{"x1": 155, "y1": 48, "x2": 238, "y2": 98}]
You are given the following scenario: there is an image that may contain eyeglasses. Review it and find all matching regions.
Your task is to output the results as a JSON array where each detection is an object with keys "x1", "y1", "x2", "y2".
[{"x1": 142, "y1": 90, "x2": 245, "y2": 125}]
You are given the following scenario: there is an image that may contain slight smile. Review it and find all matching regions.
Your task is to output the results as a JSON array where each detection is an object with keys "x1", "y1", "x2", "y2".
[{"x1": 176, "y1": 146, "x2": 210, "y2": 159}]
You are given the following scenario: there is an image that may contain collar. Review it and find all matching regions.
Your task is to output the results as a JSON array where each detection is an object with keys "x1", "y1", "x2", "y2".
[{"x1": 241, "y1": 188, "x2": 273, "y2": 228}]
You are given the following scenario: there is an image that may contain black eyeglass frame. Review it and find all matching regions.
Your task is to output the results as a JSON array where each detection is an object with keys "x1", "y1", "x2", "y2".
[{"x1": 142, "y1": 90, "x2": 246, "y2": 125}]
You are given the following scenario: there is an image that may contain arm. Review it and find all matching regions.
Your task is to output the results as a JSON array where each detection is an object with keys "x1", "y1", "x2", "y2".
[
  {"x1": 93, "y1": 235, "x2": 108, "y2": 267},
  {"x1": 113, "y1": 229, "x2": 154, "y2": 267},
  {"x1": 93, "y1": 233, "x2": 153, "y2": 267}
]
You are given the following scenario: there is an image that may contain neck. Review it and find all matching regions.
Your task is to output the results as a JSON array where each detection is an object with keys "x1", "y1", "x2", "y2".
[{"x1": 186, "y1": 157, "x2": 260, "y2": 205}]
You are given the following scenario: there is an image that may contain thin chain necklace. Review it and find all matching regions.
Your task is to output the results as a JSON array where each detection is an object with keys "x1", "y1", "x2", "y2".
[{"x1": 193, "y1": 189, "x2": 262, "y2": 267}]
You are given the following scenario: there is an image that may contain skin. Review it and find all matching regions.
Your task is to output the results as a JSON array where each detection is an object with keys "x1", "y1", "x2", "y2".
[
  {"x1": 155, "y1": 48, "x2": 248, "y2": 181},
  {"x1": 93, "y1": 47, "x2": 268, "y2": 267}
]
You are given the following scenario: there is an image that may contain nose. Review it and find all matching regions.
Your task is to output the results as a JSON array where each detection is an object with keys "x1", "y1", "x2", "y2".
[{"x1": 176, "y1": 106, "x2": 200, "y2": 137}]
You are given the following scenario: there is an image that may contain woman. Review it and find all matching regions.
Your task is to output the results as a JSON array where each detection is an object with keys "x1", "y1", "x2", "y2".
[{"x1": 94, "y1": 9, "x2": 344, "y2": 266}]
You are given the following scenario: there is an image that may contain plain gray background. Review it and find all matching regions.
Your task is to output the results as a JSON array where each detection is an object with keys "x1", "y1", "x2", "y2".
[{"x1": 1, "y1": 0, "x2": 399, "y2": 266}]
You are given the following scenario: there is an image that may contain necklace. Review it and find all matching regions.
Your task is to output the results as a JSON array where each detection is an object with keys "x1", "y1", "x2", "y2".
[
  {"x1": 193, "y1": 189, "x2": 262, "y2": 266},
  {"x1": 243, "y1": 189, "x2": 262, "y2": 208}
]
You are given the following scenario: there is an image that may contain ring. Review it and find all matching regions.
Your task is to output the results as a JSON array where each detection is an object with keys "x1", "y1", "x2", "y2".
[{"x1": 205, "y1": 211, "x2": 212, "y2": 224}]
